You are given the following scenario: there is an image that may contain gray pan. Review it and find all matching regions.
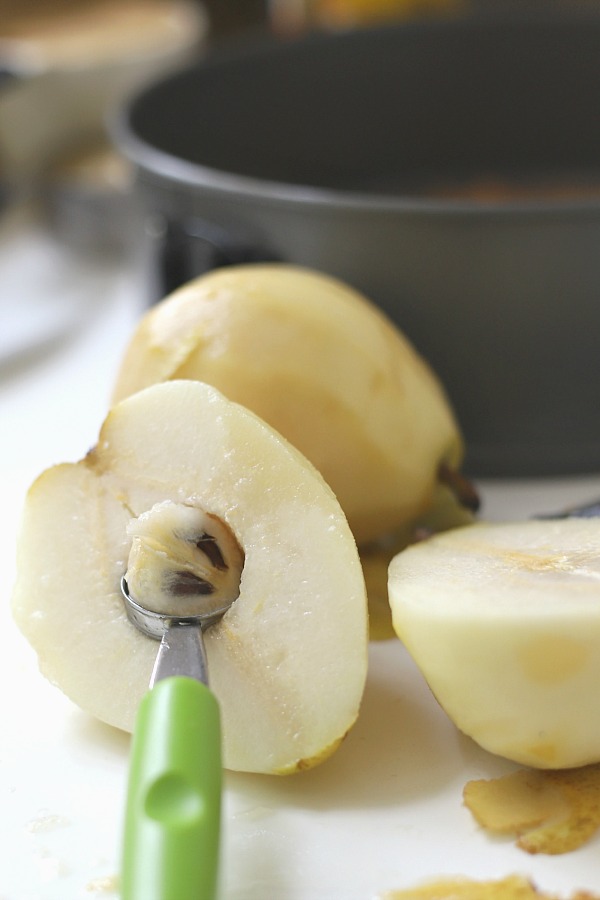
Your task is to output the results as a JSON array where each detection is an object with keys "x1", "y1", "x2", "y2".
[{"x1": 111, "y1": 8, "x2": 600, "y2": 477}]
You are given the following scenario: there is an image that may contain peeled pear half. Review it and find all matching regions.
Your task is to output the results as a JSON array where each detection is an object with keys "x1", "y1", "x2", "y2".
[
  {"x1": 388, "y1": 519, "x2": 600, "y2": 769},
  {"x1": 12, "y1": 381, "x2": 368, "y2": 774},
  {"x1": 112, "y1": 264, "x2": 463, "y2": 545}
]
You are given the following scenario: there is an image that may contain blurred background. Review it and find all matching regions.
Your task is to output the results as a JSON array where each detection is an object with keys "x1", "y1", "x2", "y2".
[
  {"x1": 0, "y1": 0, "x2": 481, "y2": 385},
  {"x1": 2, "y1": 0, "x2": 596, "y2": 254},
  {"x1": 1, "y1": 0, "x2": 600, "y2": 477},
  {"x1": 0, "y1": 0, "x2": 477, "y2": 316}
]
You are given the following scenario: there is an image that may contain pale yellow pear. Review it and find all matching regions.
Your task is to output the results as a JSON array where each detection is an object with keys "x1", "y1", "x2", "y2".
[
  {"x1": 12, "y1": 381, "x2": 368, "y2": 774},
  {"x1": 389, "y1": 519, "x2": 600, "y2": 769},
  {"x1": 112, "y1": 264, "x2": 463, "y2": 545}
]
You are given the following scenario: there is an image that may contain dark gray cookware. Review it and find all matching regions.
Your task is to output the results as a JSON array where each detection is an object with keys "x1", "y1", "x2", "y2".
[{"x1": 111, "y1": 10, "x2": 600, "y2": 477}]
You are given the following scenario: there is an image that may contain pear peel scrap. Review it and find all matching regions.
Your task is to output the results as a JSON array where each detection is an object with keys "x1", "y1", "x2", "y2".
[
  {"x1": 464, "y1": 764, "x2": 600, "y2": 855},
  {"x1": 380, "y1": 875, "x2": 600, "y2": 899}
]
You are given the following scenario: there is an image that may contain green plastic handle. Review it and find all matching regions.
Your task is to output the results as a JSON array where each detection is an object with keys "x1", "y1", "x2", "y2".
[{"x1": 121, "y1": 677, "x2": 222, "y2": 900}]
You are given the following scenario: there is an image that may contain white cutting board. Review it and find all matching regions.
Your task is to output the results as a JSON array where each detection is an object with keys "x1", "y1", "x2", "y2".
[{"x1": 2, "y1": 207, "x2": 600, "y2": 899}]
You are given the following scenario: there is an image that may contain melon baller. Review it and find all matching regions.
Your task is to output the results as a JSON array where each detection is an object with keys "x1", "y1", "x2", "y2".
[{"x1": 119, "y1": 574, "x2": 232, "y2": 900}]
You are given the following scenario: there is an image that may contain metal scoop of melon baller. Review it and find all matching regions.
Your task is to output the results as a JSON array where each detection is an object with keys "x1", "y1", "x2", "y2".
[{"x1": 120, "y1": 575, "x2": 233, "y2": 900}]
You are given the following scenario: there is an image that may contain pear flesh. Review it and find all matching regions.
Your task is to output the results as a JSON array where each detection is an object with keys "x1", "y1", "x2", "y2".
[
  {"x1": 112, "y1": 264, "x2": 463, "y2": 545},
  {"x1": 12, "y1": 380, "x2": 368, "y2": 774},
  {"x1": 388, "y1": 519, "x2": 600, "y2": 769}
]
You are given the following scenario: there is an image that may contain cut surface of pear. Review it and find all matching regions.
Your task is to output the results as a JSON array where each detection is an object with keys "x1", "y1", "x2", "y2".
[
  {"x1": 388, "y1": 519, "x2": 600, "y2": 769},
  {"x1": 12, "y1": 380, "x2": 368, "y2": 774},
  {"x1": 112, "y1": 264, "x2": 463, "y2": 545},
  {"x1": 362, "y1": 481, "x2": 477, "y2": 640}
]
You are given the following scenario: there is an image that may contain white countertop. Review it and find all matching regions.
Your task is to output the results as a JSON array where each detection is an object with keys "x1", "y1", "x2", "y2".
[{"x1": 2, "y1": 203, "x2": 600, "y2": 899}]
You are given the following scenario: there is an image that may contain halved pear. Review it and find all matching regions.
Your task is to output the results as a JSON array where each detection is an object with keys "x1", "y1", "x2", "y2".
[
  {"x1": 12, "y1": 380, "x2": 368, "y2": 774},
  {"x1": 362, "y1": 481, "x2": 478, "y2": 640},
  {"x1": 112, "y1": 264, "x2": 464, "y2": 545},
  {"x1": 388, "y1": 519, "x2": 600, "y2": 769}
]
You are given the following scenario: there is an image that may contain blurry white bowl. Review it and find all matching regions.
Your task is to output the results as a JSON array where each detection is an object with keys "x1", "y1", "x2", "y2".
[{"x1": 0, "y1": 0, "x2": 208, "y2": 188}]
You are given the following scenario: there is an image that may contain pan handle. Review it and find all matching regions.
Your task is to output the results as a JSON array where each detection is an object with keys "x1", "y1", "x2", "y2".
[
  {"x1": 0, "y1": 69, "x2": 17, "y2": 88},
  {"x1": 148, "y1": 214, "x2": 281, "y2": 301}
]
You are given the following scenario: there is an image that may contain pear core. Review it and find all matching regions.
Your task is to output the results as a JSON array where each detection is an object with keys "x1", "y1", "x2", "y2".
[{"x1": 125, "y1": 500, "x2": 244, "y2": 619}]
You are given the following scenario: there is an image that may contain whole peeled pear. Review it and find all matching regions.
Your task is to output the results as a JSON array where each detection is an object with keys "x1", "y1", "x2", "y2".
[{"x1": 112, "y1": 264, "x2": 464, "y2": 545}]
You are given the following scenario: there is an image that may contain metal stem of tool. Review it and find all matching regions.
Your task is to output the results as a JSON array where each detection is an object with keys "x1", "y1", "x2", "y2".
[
  {"x1": 120, "y1": 576, "x2": 231, "y2": 900},
  {"x1": 121, "y1": 577, "x2": 231, "y2": 686}
]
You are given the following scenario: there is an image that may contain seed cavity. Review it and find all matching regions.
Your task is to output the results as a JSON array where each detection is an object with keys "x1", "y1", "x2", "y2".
[{"x1": 125, "y1": 500, "x2": 244, "y2": 618}]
